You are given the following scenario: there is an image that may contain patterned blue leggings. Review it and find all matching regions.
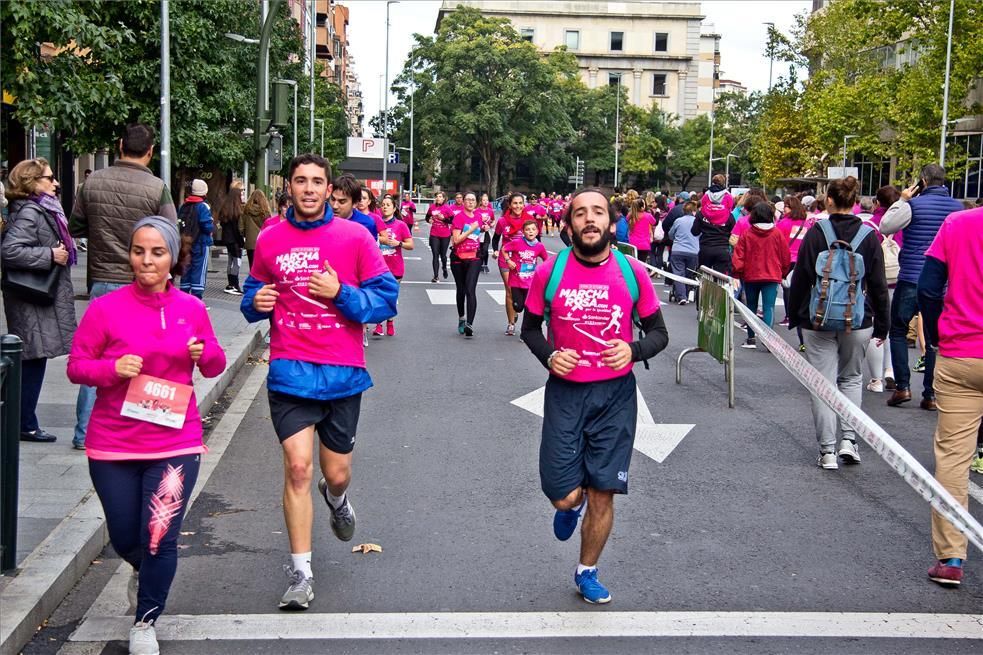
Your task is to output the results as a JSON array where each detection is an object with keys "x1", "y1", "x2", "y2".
[{"x1": 89, "y1": 453, "x2": 200, "y2": 623}]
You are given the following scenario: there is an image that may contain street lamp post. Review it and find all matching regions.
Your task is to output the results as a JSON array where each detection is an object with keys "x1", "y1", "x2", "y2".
[
  {"x1": 160, "y1": 0, "x2": 171, "y2": 188},
  {"x1": 382, "y1": 1, "x2": 399, "y2": 195},
  {"x1": 842, "y1": 134, "x2": 859, "y2": 169},
  {"x1": 254, "y1": 0, "x2": 283, "y2": 190},
  {"x1": 939, "y1": 0, "x2": 955, "y2": 166},
  {"x1": 724, "y1": 137, "x2": 751, "y2": 186},
  {"x1": 408, "y1": 87, "x2": 414, "y2": 196},
  {"x1": 763, "y1": 22, "x2": 775, "y2": 91},
  {"x1": 613, "y1": 73, "x2": 623, "y2": 189},
  {"x1": 309, "y1": 0, "x2": 315, "y2": 142},
  {"x1": 315, "y1": 118, "x2": 324, "y2": 156},
  {"x1": 275, "y1": 78, "x2": 298, "y2": 160}
]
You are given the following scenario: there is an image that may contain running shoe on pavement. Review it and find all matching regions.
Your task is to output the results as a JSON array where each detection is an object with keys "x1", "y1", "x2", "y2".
[
  {"x1": 279, "y1": 565, "x2": 314, "y2": 610},
  {"x1": 837, "y1": 439, "x2": 861, "y2": 464},
  {"x1": 866, "y1": 379, "x2": 884, "y2": 393},
  {"x1": 373, "y1": 324, "x2": 384, "y2": 336},
  {"x1": 458, "y1": 319, "x2": 467, "y2": 335},
  {"x1": 913, "y1": 356, "x2": 925, "y2": 373},
  {"x1": 927, "y1": 559, "x2": 963, "y2": 587},
  {"x1": 741, "y1": 337, "x2": 757, "y2": 349},
  {"x1": 319, "y1": 478, "x2": 356, "y2": 541},
  {"x1": 506, "y1": 323, "x2": 515, "y2": 336},
  {"x1": 129, "y1": 621, "x2": 159, "y2": 655},
  {"x1": 464, "y1": 323, "x2": 474, "y2": 338},
  {"x1": 553, "y1": 497, "x2": 586, "y2": 541},
  {"x1": 387, "y1": 321, "x2": 395, "y2": 337},
  {"x1": 575, "y1": 568, "x2": 612, "y2": 604},
  {"x1": 971, "y1": 454, "x2": 983, "y2": 475},
  {"x1": 817, "y1": 452, "x2": 838, "y2": 470}
]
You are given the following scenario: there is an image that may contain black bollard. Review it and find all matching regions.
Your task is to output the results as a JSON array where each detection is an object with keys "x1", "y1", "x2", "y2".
[{"x1": 1, "y1": 334, "x2": 23, "y2": 572}]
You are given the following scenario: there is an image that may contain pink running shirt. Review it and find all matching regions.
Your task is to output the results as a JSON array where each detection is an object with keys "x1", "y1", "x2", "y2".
[
  {"x1": 525, "y1": 253, "x2": 660, "y2": 383},
  {"x1": 502, "y1": 239, "x2": 548, "y2": 289},
  {"x1": 427, "y1": 204, "x2": 454, "y2": 238},
  {"x1": 375, "y1": 216, "x2": 412, "y2": 278},
  {"x1": 627, "y1": 212, "x2": 657, "y2": 251},
  {"x1": 451, "y1": 211, "x2": 483, "y2": 259}
]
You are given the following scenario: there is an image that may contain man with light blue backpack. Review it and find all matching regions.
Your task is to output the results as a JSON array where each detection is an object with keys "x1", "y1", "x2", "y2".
[{"x1": 787, "y1": 177, "x2": 891, "y2": 470}]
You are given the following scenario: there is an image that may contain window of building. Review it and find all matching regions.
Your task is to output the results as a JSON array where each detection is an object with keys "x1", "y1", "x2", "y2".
[
  {"x1": 564, "y1": 29, "x2": 580, "y2": 50},
  {"x1": 520, "y1": 27, "x2": 534, "y2": 43},
  {"x1": 947, "y1": 133, "x2": 983, "y2": 199},
  {"x1": 654, "y1": 32, "x2": 668, "y2": 52},
  {"x1": 609, "y1": 73, "x2": 622, "y2": 87},
  {"x1": 850, "y1": 154, "x2": 891, "y2": 198},
  {"x1": 652, "y1": 73, "x2": 667, "y2": 96},
  {"x1": 610, "y1": 31, "x2": 624, "y2": 51}
]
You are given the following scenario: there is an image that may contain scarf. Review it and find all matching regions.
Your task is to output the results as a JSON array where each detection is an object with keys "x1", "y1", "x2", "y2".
[{"x1": 31, "y1": 192, "x2": 76, "y2": 266}]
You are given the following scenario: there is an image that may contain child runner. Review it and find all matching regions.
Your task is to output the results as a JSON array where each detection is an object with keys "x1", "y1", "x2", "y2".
[
  {"x1": 502, "y1": 220, "x2": 548, "y2": 317},
  {"x1": 492, "y1": 193, "x2": 528, "y2": 335},
  {"x1": 373, "y1": 195, "x2": 414, "y2": 336}
]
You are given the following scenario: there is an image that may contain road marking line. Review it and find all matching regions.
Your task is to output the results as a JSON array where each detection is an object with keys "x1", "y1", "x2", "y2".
[
  {"x1": 426, "y1": 290, "x2": 458, "y2": 305},
  {"x1": 65, "y1": 356, "x2": 270, "y2": 651},
  {"x1": 486, "y1": 289, "x2": 506, "y2": 305},
  {"x1": 400, "y1": 280, "x2": 501, "y2": 285},
  {"x1": 70, "y1": 611, "x2": 983, "y2": 642},
  {"x1": 511, "y1": 386, "x2": 694, "y2": 463}
]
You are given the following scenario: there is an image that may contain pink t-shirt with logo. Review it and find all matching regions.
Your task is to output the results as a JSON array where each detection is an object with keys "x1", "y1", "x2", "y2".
[
  {"x1": 375, "y1": 216, "x2": 412, "y2": 279},
  {"x1": 427, "y1": 204, "x2": 454, "y2": 238},
  {"x1": 525, "y1": 204, "x2": 547, "y2": 233},
  {"x1": 400, "y1": 201, "x2": 416, "y2": 228},
  {"x1": 451, "y1": 211, "x2": 484, "y2": 259},
  {"x1": 502, "y1": 239, "x2": 548, "y2": 289},
  {"x1": 732, "y1": 215, "x2": 751, "y2": 239},
  {"x1": 261, "y1": 215, "x2": 283, "y2": 232},
  {"x1": 776, "y1": 217, "x2": 814, "y2": 263},
  {"x1": 250, "y1": 218, "x2": 390, "y2": 369},
  {"x1": 628, "y1": 212, "x2": 658, "y2": 251},
  {"x1": 525, "y1": 253, "x2": 660, "y2": 383},
  {"x1": 475, "y1": 206, "x2": 496, "y2": 229},
  {"x1": 924, "y1": 206, "x2": 983, "y2": 359}
]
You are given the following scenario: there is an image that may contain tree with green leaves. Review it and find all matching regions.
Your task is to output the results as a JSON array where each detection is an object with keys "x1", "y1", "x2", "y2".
[{"x1": 392, "y1": 6, "x2": 580, "y2": 196}]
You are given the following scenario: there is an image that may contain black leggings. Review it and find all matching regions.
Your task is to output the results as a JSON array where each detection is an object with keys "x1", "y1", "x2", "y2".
[
  {"x1": 89, "y1": 453, "x2": 200, "y2": 623},
  {"x1": 451, "y1": 256, "x2": 482, "y2": 324},
  {"x1": 511, "y1": 286, "x2": 528, "y2": 314},
  {"x1": 429, "y1": 235, "x2": 450, "y2": 277},
  {"x1": 480, "y1": 232, "x2": 491, "y2": 266}
]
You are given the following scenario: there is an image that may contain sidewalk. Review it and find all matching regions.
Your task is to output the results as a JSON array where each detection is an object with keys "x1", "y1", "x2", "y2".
[{"x1": 0, "y1": 251, "x2": 264, "y2": 655}]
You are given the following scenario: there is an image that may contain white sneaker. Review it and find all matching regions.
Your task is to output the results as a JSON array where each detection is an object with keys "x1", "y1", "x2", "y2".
[
  {"x1": 866, "y1": 379, "x2": 884, "y2": 393},
  {"x1": 817, "y1": 452, "x2": 838, "y2": 470},
  {"x1": 129, "y1": 621, "x2": 159, "y2": 655},
  {"x1": 837, "y1": 439, "x2": 861, "y2": 464},
  {"x1": 127, "y1": 567, "x2": 138, "y2": 610}
]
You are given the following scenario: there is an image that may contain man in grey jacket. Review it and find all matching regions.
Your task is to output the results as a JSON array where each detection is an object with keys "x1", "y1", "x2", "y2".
[{"x1": 68, "y1": 122, "x2": 177, "y2": 449}]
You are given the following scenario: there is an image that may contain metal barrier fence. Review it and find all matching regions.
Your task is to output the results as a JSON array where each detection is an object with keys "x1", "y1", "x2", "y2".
[
  {"x1": 676, "y1": 266, "x2": 736, "y2": 408},
  {"x1": 1, "y1": 334, "x2": 23, "y2": 572}
]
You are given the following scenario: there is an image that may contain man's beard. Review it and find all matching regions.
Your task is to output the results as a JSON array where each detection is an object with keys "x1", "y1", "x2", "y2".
[{"x1": 571, "y1": 224, "x2": 612, "y2": 257}]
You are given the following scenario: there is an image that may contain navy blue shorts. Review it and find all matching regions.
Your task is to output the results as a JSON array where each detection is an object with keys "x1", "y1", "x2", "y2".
[
  {"x1": 539, "y1": 372, "x2": 637, "y2": 502},
  {"x1": 268, "y1": 390, "x2": 361, "y2": 454}
]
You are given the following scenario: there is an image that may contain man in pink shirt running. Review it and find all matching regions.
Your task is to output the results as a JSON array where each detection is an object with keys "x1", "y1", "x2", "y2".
[{"x1": 521, "y1": 188, "x2": 669, "y2": 605}]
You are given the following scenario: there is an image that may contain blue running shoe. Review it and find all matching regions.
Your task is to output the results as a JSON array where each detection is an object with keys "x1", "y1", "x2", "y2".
[
  {"x1": 552, "y1": 497, "x2": 586, "y2": 541},
  {"x1": 458, "y1": 319, "x2": 466, "y2": 335},
  {"x1": 575, "y1": 568, "x2": 611, "y2": 604}
]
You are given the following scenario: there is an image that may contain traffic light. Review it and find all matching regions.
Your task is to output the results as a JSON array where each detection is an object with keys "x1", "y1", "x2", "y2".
[
  {"x1": 267, "y1": 133, "x2": 283, "y2": 170},
  {"x1": 271, "y1": 81, "x2": 291, "y2": 130}
]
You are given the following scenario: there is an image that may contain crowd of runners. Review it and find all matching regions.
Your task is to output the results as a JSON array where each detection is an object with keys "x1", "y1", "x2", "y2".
[{"x1": 3, "y1": 123, "x2": 982, "y2": 654}]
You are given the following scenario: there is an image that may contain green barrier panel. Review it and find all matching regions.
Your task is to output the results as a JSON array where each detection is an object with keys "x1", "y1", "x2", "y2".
[{"x1": 697, "y1": 276, "x2": 729, "y2": 363}]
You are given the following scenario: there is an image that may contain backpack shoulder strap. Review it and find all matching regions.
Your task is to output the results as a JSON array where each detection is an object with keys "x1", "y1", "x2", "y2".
[
  {"x1": 816, "y1": 218, "x2": 836, "y2": 246},
  {"x1": 848, "y1": 224, "x2": 874, "y2": 251},
  {"x1": 612, "y1": 249, "x2": 640, "y2": 304}
]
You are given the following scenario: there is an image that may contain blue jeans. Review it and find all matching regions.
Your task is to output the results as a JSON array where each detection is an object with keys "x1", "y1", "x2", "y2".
[
  {"x1": 888, "y1": 280, "x2": 935, "y2": 399},
  {"x1": 669, "y1": 251, "x2": 698, "y2": 301},
  {"x1": 73, "y1": 281, "x2": 127, "y2": 447},
  {"x1": 743, "y1": 281, "x2": 779, "y2": 339}
]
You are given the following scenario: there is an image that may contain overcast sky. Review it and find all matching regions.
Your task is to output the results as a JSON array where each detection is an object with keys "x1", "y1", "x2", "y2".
[{"x1": 347, "y1": 0, "x2": 812, "y2": 131}]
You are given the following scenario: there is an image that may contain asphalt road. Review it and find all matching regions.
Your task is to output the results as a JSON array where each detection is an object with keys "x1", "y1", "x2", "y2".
[{"x1": 25, "y1": 227, "x2": 983, "y2": 654}]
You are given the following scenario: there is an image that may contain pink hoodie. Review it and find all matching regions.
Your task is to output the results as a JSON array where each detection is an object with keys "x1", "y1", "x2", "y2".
[
  {"x1": 701, "y1": 188, "x2": 735, "y2": 225},
  {"x1": 68, "y1": 283, "x2": 226, "y2": 460}
]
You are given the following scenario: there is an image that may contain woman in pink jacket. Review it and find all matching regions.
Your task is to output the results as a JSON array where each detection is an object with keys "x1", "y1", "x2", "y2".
[{"x1": 68, "y1": 216, "x2": 226, "y2": 655}]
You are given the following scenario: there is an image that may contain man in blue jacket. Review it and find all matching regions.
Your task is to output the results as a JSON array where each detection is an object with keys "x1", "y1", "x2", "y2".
[
  {"x1": 880, "y1": 164, "x2": 963, "y2": 410},
  {"x1": 178, "y1": 178, "x2": 214, "y2": 299}
]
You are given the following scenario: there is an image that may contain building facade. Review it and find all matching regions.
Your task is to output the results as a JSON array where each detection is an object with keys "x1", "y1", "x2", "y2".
[
  {"x1": 436, "y1": 1, "x2": 726, "y2": 121},
  {"x1": 306, "y1": 0, "x2": 363, "y2": 136}
]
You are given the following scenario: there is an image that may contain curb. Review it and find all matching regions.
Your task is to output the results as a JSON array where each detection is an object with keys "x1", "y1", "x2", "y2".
[{"x1": 0, "y1": 326, "x2": 265, "y2": 655}]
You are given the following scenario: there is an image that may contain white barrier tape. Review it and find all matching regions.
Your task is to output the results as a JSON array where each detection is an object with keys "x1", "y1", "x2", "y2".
[
  {"x1": 635, "y1": 258, "x2": 701, "y2": 287},
  {"x1": 732, "y1": 298, "x2": 983, "y2": 553}
]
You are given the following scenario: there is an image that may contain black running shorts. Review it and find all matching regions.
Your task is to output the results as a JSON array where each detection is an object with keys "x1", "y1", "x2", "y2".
[
  {"x1": 268, "y1": 389, "x2": 362, "y2": 454},
  {"x1": 539, "y1": 372, "x2": 637, "y2": 502}
]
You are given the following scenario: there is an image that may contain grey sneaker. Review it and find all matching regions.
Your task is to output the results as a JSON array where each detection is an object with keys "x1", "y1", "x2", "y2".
[
  {"x1": 838, "y1": 439, "x2": 861, "y2": 464},
  {"x1": 278, "y1": 566, "x2": 314, "y2": 611},
  {"x1": 817, "y1": 452, "x2": 838, "y2": 470},
  {"x1": 318, "y1": 478, "x2": 356, "y2": 541},
  {"x1": 128, "y1": 621, "x2": 159, "y2": 655},
  {"x1": 127, "y1": 567, "x2": 139, "y2": 610}
]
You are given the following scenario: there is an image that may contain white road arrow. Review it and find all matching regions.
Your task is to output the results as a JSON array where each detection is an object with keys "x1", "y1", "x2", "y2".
[{"x1": 510, "y1": 385, "x2": 694, "y2": 463}]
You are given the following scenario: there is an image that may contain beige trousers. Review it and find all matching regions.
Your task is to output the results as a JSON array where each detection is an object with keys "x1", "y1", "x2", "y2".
[{"x1": 931, "y1": 355, "x2": 983, "y2": 560}]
